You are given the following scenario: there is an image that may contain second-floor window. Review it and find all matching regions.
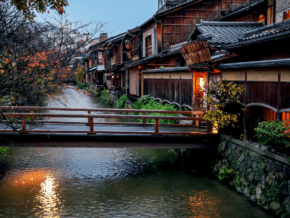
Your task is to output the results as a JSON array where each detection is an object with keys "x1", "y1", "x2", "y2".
[
  {"x1": 145, "y1": 35, "x2": 152, "y2": 57},
  {"x1": 98, "y1": 51, "x2": 102, "y2": 65},
  {"x1": 283, "y1": 10, "x2": 290, "y2": 20},
  {"x1": 89, "y1": 58, "x2": 93, "y2": 68}
]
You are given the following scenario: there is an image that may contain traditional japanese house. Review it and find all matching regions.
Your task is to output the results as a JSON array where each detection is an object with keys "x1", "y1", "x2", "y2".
[
  {"x1": 87, "y1": 33, "x2": 108, "y2": 90},
  {"x1": 136, "y1": 0, "x2": 265, "y2": 106},
  {"x1": 215, "y1": 19, "x2": 290, "y2": 137},
  {"x1": 102, "y1": 33, "x2": 127, "y2": 92}
]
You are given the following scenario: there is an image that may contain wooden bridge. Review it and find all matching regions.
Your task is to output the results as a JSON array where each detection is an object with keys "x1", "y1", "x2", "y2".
[{"x1": 0, "y1": 106, "x2": 219, "y2": 148}]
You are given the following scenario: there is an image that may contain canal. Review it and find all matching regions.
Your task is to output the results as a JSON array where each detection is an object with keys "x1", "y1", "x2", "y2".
[{"x1": 0, "y1": 88, "x2": 272, "y2": 217}]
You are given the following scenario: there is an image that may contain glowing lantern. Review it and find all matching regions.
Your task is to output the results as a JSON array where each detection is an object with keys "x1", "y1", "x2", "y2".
[{"x1": 200, "y1": 77, "x2": 205, "y2": 90}]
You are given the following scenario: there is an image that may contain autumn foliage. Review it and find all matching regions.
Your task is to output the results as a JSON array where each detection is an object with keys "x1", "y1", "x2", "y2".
[{"x1": 0, "y1": 0, "x2": 68, "y2": 19}]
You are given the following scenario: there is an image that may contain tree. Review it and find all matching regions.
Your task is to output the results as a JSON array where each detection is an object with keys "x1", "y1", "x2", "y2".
[
  {"x1": 0, "y1": 1, "x2": 104, "y2": 106},
  {"x1": 201, "y1": 80, "x2": 244, "y2": 130},
  {"x1": 0, "y1": 0, "x2": 68, "y2": 20},
  {"x1": 75, "y1": 66, "x2": 85, "y2": 83}
]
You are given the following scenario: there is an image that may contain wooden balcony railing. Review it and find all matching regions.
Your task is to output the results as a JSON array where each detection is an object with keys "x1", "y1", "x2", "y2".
[
  {"x1": 130, "y1": 48, "x2": 139, "y2": 58},
  {"x1": 146, "y1": 47, "x2": 152, "y2": 57},
  {"x1": 0, "y1": 106, "x2": 212, "y2": 135}
]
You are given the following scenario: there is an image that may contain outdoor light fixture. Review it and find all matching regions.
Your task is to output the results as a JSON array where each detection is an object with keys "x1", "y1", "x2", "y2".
[
  {"x1": 212, "y1": 121, "x2": 218, "y2": 134},
  {"x1": 200, "y1": 77, "x2": 205, "y2": 90},
  {"x1": 125, "y1": 39, "x2": 131, "y2": 50}
]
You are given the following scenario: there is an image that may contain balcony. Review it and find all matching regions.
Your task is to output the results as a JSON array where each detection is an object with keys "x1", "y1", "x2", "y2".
[
  {"x1": 111, "y1": 57, "x2": 115, "y2": 66},
  {"x1": 146, "y1": 46, "x2": 152, "y2": 57},
  {"x1": 130, "y1": 48, "x2": 139, "y2": 60}
]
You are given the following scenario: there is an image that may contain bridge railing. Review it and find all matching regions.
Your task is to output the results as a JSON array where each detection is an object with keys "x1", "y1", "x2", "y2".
[{"x1": 0, "y1": 106, "x2": 212, "y2": 136}]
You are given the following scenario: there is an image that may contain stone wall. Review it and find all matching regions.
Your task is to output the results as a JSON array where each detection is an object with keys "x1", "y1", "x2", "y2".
[{"x1": 213, "y1": 135, "x2": 290, "y2": 217}]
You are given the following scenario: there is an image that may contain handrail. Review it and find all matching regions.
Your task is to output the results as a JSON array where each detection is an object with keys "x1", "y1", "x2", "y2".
[
  {"x1": 0, "y1": 107, "x2": 211, "y2": 135},
  {"x1": 0, "y1": 106, "x2": 204, "y2": 115},
  {"x1": 2, "y1": 113, "x2": 203, "y2": 120}
]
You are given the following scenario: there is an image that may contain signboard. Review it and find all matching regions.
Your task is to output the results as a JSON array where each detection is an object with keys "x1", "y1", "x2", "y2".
[{"x1": 181, "y1": 40, "x2": 212, "y2": 66}]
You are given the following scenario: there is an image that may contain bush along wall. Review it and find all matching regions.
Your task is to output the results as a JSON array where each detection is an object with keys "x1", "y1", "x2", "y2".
[{"x1": 213, "y1": 135, "x2": 290, "y2": 217}]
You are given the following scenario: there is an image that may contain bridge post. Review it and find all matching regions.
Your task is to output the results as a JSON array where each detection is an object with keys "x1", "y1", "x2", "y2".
[
  {"x1": 21, "y1": 118, "x2": 28, "y2": 134},
  {"x1": 142, "y1": 112, "x2": 146, "y2": 125},
  {"x1": 155, "y1": 119, "x2": 159, "y2": 133},
  {"x1": 207, "y1": 121, "x2": 210, "y2": 134},
  {"x1": 89, "y1": 117, "x2": 95, "y2": 135},
  {"x1": 195, "y1": 114, "x2": 200, "y2": 127},
  {"x1": 87, "y1": 111, "x2": 91, "y2": 125},
  {"x1": 87, "y1": 111, "x2": 95, "y2": 135}
]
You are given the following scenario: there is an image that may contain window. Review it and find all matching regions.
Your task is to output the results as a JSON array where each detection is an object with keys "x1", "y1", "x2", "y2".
[
  {"x1": 98, "y1": 51, "x2": 102, "y2": 65},
  {"x1": 146, "y1": 35, "x2": 152, "y2": 48},
  {"x1": 283, "y1": 10, "x2": 290, "y2": 20},
  {"x1": 258, "y1": 14, "x2": 265, "y2": 23},
  {"x1": 276, "y1": 8, "x2": 290, "y2": 23},
  {"x1": 132, "y1": 38, "x2": 138, "y2": 50},
  {"x1": 89, "y1": 58, "x2": 93, "y2": 68},
  {"x1": 145, "y1": 35, "x2": 152, "y2": 57}
]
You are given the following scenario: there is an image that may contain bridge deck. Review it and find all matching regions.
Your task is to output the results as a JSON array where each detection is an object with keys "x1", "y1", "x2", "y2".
[{"x1": 0, "y1": 133, "x2": 219, "y2": 148}]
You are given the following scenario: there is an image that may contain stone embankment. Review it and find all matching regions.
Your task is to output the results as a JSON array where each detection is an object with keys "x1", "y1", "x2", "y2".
[{"x1": 214, "y1": 135, "x2": 290, "y2": 217}]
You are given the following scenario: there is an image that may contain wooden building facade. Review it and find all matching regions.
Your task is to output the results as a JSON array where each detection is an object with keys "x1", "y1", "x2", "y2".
[{"x1": 85, "y1": 0, "x2": 290, "y2": 120}]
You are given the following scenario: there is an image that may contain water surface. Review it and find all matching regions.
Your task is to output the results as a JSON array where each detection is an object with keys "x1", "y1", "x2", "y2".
[{"x1": 0, "y1": 88, "x2": 271, "y2": 217}]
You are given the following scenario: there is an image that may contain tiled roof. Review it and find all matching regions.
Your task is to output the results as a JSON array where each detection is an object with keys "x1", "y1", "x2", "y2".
[
  {"x1": 194, "y1": 21, "x2": 263, "y2": 46},
  {"x1": 223, "y1": 19, "x2": 290, "y2": 49},
  {"x1": 143, "y1": 66, "x2": 190, "y2": 74},
  {"x1": 220, "y1": 0, "x2": 265, "y2": 20},
  {"x1": 217, "y1": 58, "x2": 290, "y2": 69},
  {"x1": 241, "y1": 19, "x2": 290, "y2": 41},
  {"x1": 157, "y1": 0, "x2": 195, "y2": 15}
]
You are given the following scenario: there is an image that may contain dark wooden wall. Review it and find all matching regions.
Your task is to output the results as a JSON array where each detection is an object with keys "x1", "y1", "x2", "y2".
[
  {"x1": 143, "y1": 75, "x2": 193, "y2": 106},
  {"x1": 233, "y1": 81, "x2": 290, "y2": 111},
  {"x1": 162, "y1": 0, "x2": 223, "y2": 50}
]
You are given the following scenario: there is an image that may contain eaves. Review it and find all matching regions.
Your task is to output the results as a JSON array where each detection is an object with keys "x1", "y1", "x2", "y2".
[
  {"x1": 127, "y1": 49, "x2": 181, "y2": 68},
  {"x1": 217, "y1": 58, "x2": 290, "y2": 69},
  {"x1": 225, "y1": 29, "x2": 290, "y2": 50},
  {"x1": 157, "y1": 0, "x2": 203, "y2": 18}
]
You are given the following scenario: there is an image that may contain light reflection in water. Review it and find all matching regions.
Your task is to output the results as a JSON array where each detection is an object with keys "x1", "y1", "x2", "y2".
[
  {"x1": 0, "y1": 169, "x2": 64, "y2": 218},
  {"x1": 35, "y1": 173, "x2": 64, "y2": 218},
  {"x1": 181, "y1": 190, "x2": 222, "y2": 218}
]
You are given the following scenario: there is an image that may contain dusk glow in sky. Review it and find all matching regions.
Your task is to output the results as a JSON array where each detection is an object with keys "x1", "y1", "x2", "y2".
[{"x1": 37, "y1": 0, "x2": 158, "y2": 38}]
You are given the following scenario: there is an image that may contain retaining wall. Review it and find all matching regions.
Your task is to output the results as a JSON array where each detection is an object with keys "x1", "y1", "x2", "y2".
[{"x1": 213, "y1": 135, "x2": 290, "y2": 217}]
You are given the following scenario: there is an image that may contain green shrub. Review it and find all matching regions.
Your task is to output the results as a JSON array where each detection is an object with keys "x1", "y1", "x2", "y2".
[
  {"x1": 117, "y1": 94, "x2": 129, "y2": 108},
  {"x1": 254, "y1": 120, "x2": 290, "y2": 148},
  {"x1": 99, "y1": 89, "x2": 114, "y2": 106},
  {"x1": 77, "y1": 83, "x2": 87, "y2": 90},
  {"x1": 131, "y1": 95, "x2": 178, "y2": 124},
  {"x1": 116, "y1": 91, "x2": 123, "y2": 99},
  {"x1": 0, "y1": 147, "x2": 8, "y2": 154},
  {"x1": 218, "y1": 166, "x2": 234, "y2": 182}
]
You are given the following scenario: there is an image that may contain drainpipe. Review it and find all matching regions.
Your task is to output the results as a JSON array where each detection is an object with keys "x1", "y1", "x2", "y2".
[
  {"x1": 153, "y1": 14, "x2": 163, "y2": 53},
  {"x1": 126, "y1": 67, "x2": 129, "y2": 96}
]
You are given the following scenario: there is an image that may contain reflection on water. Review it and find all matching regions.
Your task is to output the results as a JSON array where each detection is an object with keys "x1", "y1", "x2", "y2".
[
  {"x1": 181, "y1": 190, "x2": 222, "y2": 218},
  {"x1": 35, "y1": 174, "x2": 64, "y2": 218},
  {"x1": 0, "y1": 169, "x2": 64, "y2": 217},
  {"x1": 0, "y1": 147, "x2": 272, "y2": 218}
]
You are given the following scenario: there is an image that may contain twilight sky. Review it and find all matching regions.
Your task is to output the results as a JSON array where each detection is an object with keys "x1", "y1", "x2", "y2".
[{"x1": 36, "y1": 0, "x2": 158, "y2": 38}]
